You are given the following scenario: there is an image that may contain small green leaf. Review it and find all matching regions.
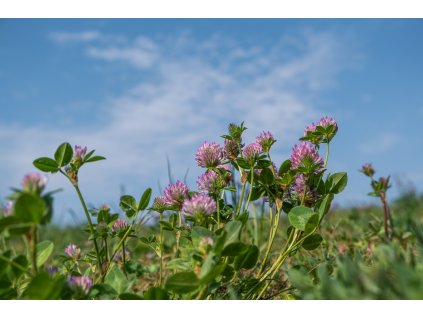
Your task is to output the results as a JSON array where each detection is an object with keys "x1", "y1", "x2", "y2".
[
  {"x1": 165, "y1": 271, "x2": 200, "y2": 294},
  {"x1": 288, "y1": 206, "x2": 315, "y2": 231},
  {"x1": 249, "y1": 186, "x2": 265, "y2": 201},
  {"x1": 14, "y1": 193, "x2": 47, "y2": 224},
  {"x1": 222, "y1": 241, "x2": 249, "y2": 256},
  {"x1": 234, "y1": 245, "x2": 259, "y2": 270},
  {"x1": 54, "y1": 142, "x2": 73, "y2": 167},
  {"x1": 327, "y1": 172, "x2": 348, "y2": 194},
  {"x1": 119, "y1": 195, "x2": 137, "y2": 218},
  {"x1": 143, "y1": 287, "x2": 169, "y2": 300},
  {"x1": 138, "y1": 188, "x2": 152, "y2": 211},
  {"x1": 278, "y1": 159, "x2": 291, "y2": 176},
  {"x1": 191, "y1": 226, "x2": 216, "y2": 248},
  {"x1": 302, "y1": 233, "x2": 323, "y2": 250},
  {"x1": 36, "y1": 241, "x2": 54, "y2": 268},
  {"x1": 199, "y1": 254, "x2": 226, "y2": 285},
  {"x1": 105, "y1": 265, "x2": 129, "y2": 294},
  {"x1": 33, "y1": 157, "x2": 59, "y2": 173},
  {"x1": 85, "y1": 155, "x2": 106, "y2": 163},
  {"x1": 23, "y1": 272, "x2": 64, "y2": 299},
  {"x1": 11, "y1": 255, "x2": 28, "y2": 279}
]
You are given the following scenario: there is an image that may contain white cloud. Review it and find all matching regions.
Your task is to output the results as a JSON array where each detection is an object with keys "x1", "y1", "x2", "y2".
[
  {"x1": 1, "y1": 29, "x2": 354, "y2": 223},
  {"x1": 49, "y1": 31, "x2": 102, "y2": 44},
  {"x1": 358, "y1": 132, "x2": 401, "y2": 154}
]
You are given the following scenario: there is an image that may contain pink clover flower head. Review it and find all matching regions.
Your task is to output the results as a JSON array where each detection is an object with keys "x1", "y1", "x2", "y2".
[
  {"x1": 65, "y1": 243, "x2": 81, "y2": 260},
  {"x1": 197, "y1": 170, "x2": 224, "y2": 194},
  {"x1": 163, "y1": 181, "x2": 190, "y2": 209},
  {"x1": 316, "y1": 116, "x2": 337, "y2": 129},
  {"x1": 293, "y1": 174, "x2": 319, "y2": 205},
  {"x1": 304, "y1": 122, "x2": 317, "y2": 136},
  {"x1": 243, "y1": 143, "x2": 263, "y2": 164},
  {"x1": 68, "y1": 276, "x2": 93, "y2": 295},
  {"x1": 195, "y1": 141, "x2": 224, "y2": 168},
  {"x1": 256, "y1": 131, "x2": 275, "y2": 152},
  {"x1": 152, "y1": 195, "x2": 168, "y2": 212},
  {"x1": 290, "y1": 142, "x2": 324, "y2": 172},
  {"x1": 112, "y1": 218, "x2": 129, "y2": 232},
  {"x1": 182, "y1": 193, "x2": 216, "y2": 217},
  {"x1": 21, "y1": 172, "x2": 48, "y2": 194},
  {"x1": 74, "y1": 145, "x2": 87, "y2": 161}
]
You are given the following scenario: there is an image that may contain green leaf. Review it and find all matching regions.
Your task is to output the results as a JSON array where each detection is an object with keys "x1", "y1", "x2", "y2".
[
  {"x1": 304, "y1": 214, "x2": 319, "y2": 235},
  {"x1": 224, "y1": 220, "x2": 242, "y2": 245},
  {"x1": 85, "y1": 155, "x2": 106, "y2": 163},
  {"x1": 249, "y1": 186, "x2": 265, "y2": 201},
  {"x1": 33, "y1": 157, "x2": 59, "y2": 173},
  {"x1": 302, "y1": 234, "x2": 323, "y2": 250},
  {"x1": 234, "y1": 245, "x2": 259, "y2": 270},
  {"x1": 278, "y1": 159, "x2": 291, "y2": 176},
  {"x1": 260, "y1": 167, "x2": 275, "y2": 185},
  {"x1": 221, "y1": 241, "x2": 249, "y2": 256},
  {"x1": 105, "y1": 265, "x2": 129, "y2": 294},
  {"x1": 236, "y1": 158, "x2": 250, "y2": 169},
  {"x1": 11, "y1": 255, "x2": 28, "y2": 279},
  {"x1": 165, "y1": 271, "x2": 200, "y2": 294},
  {"x1": 288, "y1": 206, "x2": 315, "y2": 231},
  {"x1": 199, "y1": 254, "x2": 226, "y2": 285},
  {"x1": 138, "y1": 188, "x2": 152, "y2": 211},
  {"x1": 36, "y1": 241, "x2": 54, "y2": 268},
  {"x1": 54, "y1": 142, "x2": 73, "y2": 167},
  {"x1": 327, "y1": 172, "x2": 348, "y2": 194},
  {"x1": 23, "y1": 272, "x2": 64, "y2": 299},
  {"x1": 14, "y1": 193, "x2": 47, "y2": 224},
  {"x1": 318, "y1": 194, "x2": 334, "y2": 221},
  {"x1": 119, "y1": 195, "x2": 137, "y2": 218},
  {"x1": 119, "y1": 293, "x2": 143, "y2": 300},
  {"x1": 143, "y1": 287, "x2": 169, "y2": 300}
]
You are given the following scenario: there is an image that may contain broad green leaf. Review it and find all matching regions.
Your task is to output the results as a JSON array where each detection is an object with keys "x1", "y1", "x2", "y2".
[
  {"x1": 14, "y1": 193, "x2": 47, "y2": 224},
  {"x1": 224, "y1": 220, "x2": 242, "y2": 245},
  {"x1": 221, "y1": 241, "x2": 249, "y2": 256},
  {"x1": 138, "y1": 188, "x2": 152, "y2": 211},
  {"x1": 165, "y1": 271, "x2": 200, "y2": 294},
  {"x1": 105, "y1": 265, "x2": 129, "y2": 294},
  {"x1": 143, "y1": 287, "x2": 169, "y2": 300},
  {"x1": 85, "y1": 155, "x2": 106, "y2": 163},
  {"x1": 327, "y1": 172, "x2": 348, "y2": 194},
  {"x1": 119, "y1": 195, "x2": 137, "y2": 218},
  {"x1": 234, "y1": 245, "x2": 259, "y2": 270},
  {"x1": 318, "y1": 194, "x2": 334, "y2": 221},
  {"x1": 36, "y1": 241, "x2": 54, "y2": 268},
  {"x1": 199, "y1": 252, "x2": 225, "y2": 284},
  {"x1": 278, "y1": 159, "x2": 291, "y2": 176},
  {"x1": 11, "y1": 255, "x2": 28, "y2": 279},
  {"x1": 33, "y1": 157, "x2": 59, "y2": 173},
  {"x1": 259, "y1": 167, "x2": 274, "y2": 185},
  {"x1": 304, "y1": 214, "x2": 319, "y2": 235},
  {"x1": 23, "y1": 272, "x2": 64, "y2": 299},
  {"x1": 288, "y1": 206, "x2": 315, "y2": 231},
  {"x1": 54, "y1": 142, "x2": 73, "y2": 167},
  {"x1": 302, "y1": 233, "x2": 323, "y2": 250}
]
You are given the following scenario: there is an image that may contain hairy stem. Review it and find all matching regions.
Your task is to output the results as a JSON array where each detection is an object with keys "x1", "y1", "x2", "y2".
[
  {"x1": 324, "y1": 142, "x2": 330, "y2": 169},
  {"x1": 31, "y1": 226, "x2": 38, "y2": 275},
  {"x1": 159, "y1": 213, "x2": 164, "y2": 286}
]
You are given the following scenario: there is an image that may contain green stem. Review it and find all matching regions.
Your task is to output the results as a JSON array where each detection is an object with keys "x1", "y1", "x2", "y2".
[
  {"x1": 252, "y1": 205, "x2": 259, "y2": 246},
  {"x1": 236, "y1": 182, "x2": 246, "y2": 217},
  {"x1": 159, "y1": 213, "x2": 164, "y2": 286},
  {"x1": 324, "y1": 142, "x2": 330, "y2": 169},
  {"x1": 122, "y1": 239, "x2": 127, "y2": 277},
  {"x1": 104, "y1": 238, "x2": 109, "y2": 264},
  {"x1": 216, "y1": 194, "x2": 221, "y2": 228},
  {"x1": 31, "y1": 226, "x2": 38, "y2": 275},
  {"x1": 0, "y1": 254, "x2": 29, "y2": 273},
  {"x1": 245, "y1": 169, "x2": 255, "y2": 212},
  {"x1": 175, "y1": 210, "x2": 182, "y2": 257},
  {"x1": 257, "y1": 205, "x2": 281, "y2": 276},
  {"x1": 73, "y1": 184, "x2": 104, "y2": 277}
]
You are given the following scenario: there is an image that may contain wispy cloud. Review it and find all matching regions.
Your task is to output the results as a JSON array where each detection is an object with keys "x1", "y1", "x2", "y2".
[
  {"x1": 358, "y1": 132, "x2": 401, "y2": 154},
  {"x1": 1, "y1": 29, "x2": 355, "y2": 223}
]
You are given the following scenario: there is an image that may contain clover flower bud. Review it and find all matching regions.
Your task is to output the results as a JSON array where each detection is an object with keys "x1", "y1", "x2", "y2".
[
  {"x1": 74, "y1": 145, "x2": 87, "y2": 161},
  {"x1": 256, "y1": 131, "x2": 275, "y2": 153},
  {"x1": 21, "y1": 172, "x2": 48, "y2": 194},
  {"x1": 197, "y1": 170, "x2": 225, "y2": 194},
  {"x1": 243, "y1": 143, "x2": 263, "y2": 165},
  {"x1": 65, "y1": 243, "x2": 81, "y2": 260},
  {"x1": 68, "y1": 276, "x2": 93, "y2": 295},
  {"x1": 360, "y1": 163, "x2": 375, "y2": 178},
  {"x1": 195, "y1": 141, "x2": 224, "y2": 168},
  {"x1": 224, "y1": 139, "x2": 240, "y2": 160},
  {"x1": 112, "y1": 218, "x2": 129, "y2": 232},
  {"x1": 151, "y1": 196, "x2": 168, "y2": 212},
  {"x1": 163, "y1": 181, "x2": 190, "y2": 210}
]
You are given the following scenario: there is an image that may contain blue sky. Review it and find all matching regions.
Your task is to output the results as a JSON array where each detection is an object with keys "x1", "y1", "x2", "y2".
[{"x1": 1, "y1": 19, "x2": 422, "y2": 224}]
